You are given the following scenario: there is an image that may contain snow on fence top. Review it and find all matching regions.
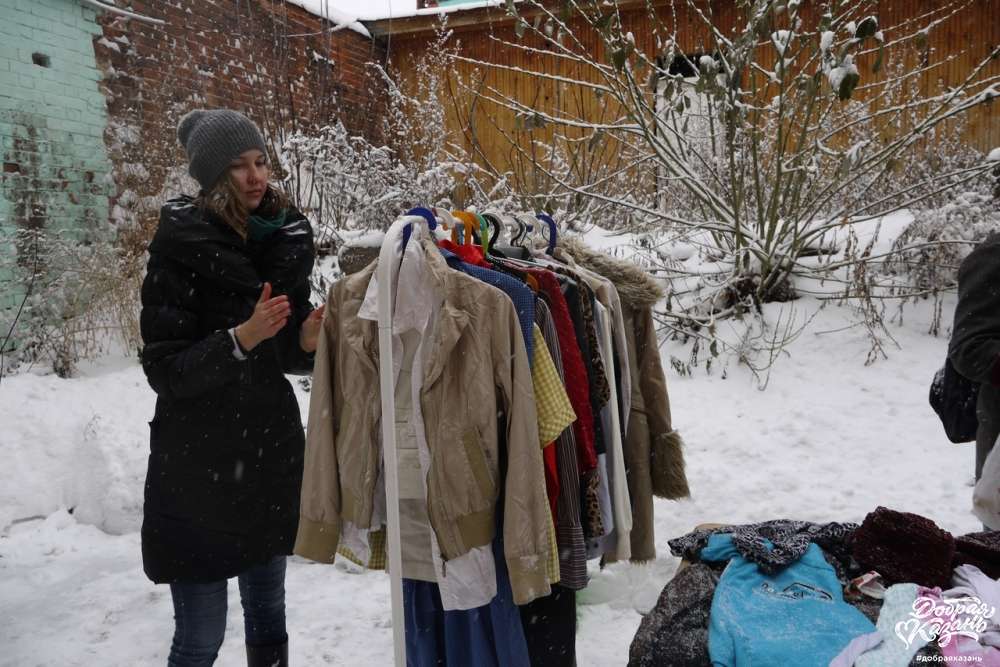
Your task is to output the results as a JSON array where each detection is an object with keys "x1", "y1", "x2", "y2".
[
  {"x1": 282, "y1": 0, "x2": 372, "y2": 38},
  {"x1": 320, "y1": 0, "x2": 507, "y2": 22}
]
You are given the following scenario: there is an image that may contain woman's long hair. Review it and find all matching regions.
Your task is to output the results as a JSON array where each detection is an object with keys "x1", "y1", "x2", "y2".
[{"x1": 193, "y1": 171, "x2": 289, "y2": 240}]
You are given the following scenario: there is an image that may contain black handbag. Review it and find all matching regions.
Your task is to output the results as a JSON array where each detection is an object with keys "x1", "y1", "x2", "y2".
[{"x1": 929, "y1": 357, "x2": 980, "y2": 443}]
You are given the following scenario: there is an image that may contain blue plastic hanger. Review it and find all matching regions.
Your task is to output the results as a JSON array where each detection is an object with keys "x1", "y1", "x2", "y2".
[
  {"x1": 536, "y1": 213, "x2": 557, "y2": 255},
  {"x1": 401, "y1": 207, "x2": 438, "y2": 248}
]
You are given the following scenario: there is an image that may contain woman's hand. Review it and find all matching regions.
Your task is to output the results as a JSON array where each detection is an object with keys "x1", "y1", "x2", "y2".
[
  {"x1": 235, "y1": 282, "x2": 290, "y2": 352},
  {"x1": 299, "y1": 304, "x2": 326, "y2": 353}
]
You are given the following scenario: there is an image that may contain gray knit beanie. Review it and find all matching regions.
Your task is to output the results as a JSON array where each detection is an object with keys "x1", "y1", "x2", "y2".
[{"x1": 176, "y1": 109, "x2": 269, "y2": 191}]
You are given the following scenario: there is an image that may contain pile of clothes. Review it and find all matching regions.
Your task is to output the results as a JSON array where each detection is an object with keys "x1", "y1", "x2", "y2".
[{"x1": 630, "y1": 507, "x2": 1000, "y2": 667}]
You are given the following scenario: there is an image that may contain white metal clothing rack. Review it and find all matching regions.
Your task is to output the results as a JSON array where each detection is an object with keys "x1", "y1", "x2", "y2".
[{"x1": 375, "y1": 214, "x2": 437, "y2": 667}]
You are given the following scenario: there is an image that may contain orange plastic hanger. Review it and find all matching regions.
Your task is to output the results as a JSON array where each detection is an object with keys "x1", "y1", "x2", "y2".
[{"x1": 451, "y1": 210, "x2": 479, "y2": 247}]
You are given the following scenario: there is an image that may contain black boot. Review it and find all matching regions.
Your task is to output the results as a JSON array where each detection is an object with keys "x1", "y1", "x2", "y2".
[{"x1": 246, "y1": 641, "x2": 288, "y2": 667}]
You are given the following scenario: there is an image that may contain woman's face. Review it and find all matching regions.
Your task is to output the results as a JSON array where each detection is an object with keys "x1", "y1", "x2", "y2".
[{"x1": 228, "y1": 149, "x2": 269, "y2": 211}]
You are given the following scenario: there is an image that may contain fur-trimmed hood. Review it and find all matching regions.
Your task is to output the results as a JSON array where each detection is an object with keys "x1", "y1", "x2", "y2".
[{"x1": 557, "y1": 235, "x2": 665, "y2": 309}]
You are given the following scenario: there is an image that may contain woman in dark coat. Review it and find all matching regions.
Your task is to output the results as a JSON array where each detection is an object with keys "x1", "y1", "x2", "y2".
[
  {"x1": 949, "y1": 233, "x2": 1000, "y2": 481},
  {"x1": 140, "y1": 109, "x2": 323, "y2": 667}
]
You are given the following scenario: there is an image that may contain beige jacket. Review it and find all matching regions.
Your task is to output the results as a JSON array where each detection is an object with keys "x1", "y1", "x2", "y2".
[{"x1": 295, "y1": 238, "x2": 552, "y2": 605}]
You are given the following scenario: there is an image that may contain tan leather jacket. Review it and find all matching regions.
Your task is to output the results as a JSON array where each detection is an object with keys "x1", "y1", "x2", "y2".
[{"x1": 295, "y1": 239, "x2": 553, "y2": 605}]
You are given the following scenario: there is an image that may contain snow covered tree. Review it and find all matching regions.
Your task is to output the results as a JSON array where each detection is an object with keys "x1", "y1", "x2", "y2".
[{"x1": 458, "y1": 0, "x2": 999, "y2": 326}]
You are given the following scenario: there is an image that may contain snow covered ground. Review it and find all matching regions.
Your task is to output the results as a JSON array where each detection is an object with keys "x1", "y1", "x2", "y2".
[{"x1": 0, "y1": 226, "x2": 979, "y2": 666}]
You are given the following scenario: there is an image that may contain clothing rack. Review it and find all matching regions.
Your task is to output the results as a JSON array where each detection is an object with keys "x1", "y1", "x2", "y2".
[
  {"x1": 302, "y1": 206, "x2": 688, "y2": 666},
  {"x1": 376, "y1": 213, "x2": 436, "y2": 667},
  {"x1": 373, "y1": 209, "x2": 572, "y2": 666}
]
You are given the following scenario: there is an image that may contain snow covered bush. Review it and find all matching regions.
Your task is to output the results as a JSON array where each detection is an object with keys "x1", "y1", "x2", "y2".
[
  {"x1": 282, "y1": 123, "x2": 424, "y2": 240},
  {"x1": 281, "y1": 118, "x2": 469, "y2": 304},
  {"x1": 465, "y1": 0, "x2": 999, "y2": 321},
  {"x1": 886, "y1": 191, "x2": 1000, "y2": 292},
  {"x1": 0, "y1": 226, "x2": 138, "y2": 378},
  {"x1": 0, "y1": 160, "x2": 201, "y2": 378},
  {"x1": 279, "y1": 21, "x2": 532, "y2": 298},
  {"x1": 815, "y1": 61, "x2": 991, "y2": 213},
  {"x1": 486, "y1": 129, "x2": 661, "y2": 232},
  {"x1": 279, "y1": 114, "x2": 464, "y2": 299},
  {"x1": 280, "y1": 23, "x2": 477, "y2": 249}
]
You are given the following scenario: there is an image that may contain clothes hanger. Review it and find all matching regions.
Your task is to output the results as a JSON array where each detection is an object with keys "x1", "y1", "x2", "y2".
[
  {"x1": 493, "y1": 213, "x2": 552, "y2": 269},
  {"x1": 450, "y1": 210, "x2": 479, "y2": 248},
  {"x1": 505, "y1": 215, "x2": 524, "y2": 245},
  {"x1": 462, "y1": 211, "x2": 487, "y2": 248},
  {"x1": 475, "y1": 212, "x2": 541, "y2": 291},
  {"x1": 481, "y1": 212, "x2": 503, "y2": 248},
  {"x1": 514, "y1": 214, "x2": 539, "y2": 247},
  {"x1": 459, "y1": 211, "x2": 489, "y2": 253},
  {"x1": 433, "y1": 211, "x2": 451, "y2": 233},
  {"x1": 488, "y1": 213, "x2": 531, "y2": 260},
  {"x1": 480, "y1": 212, "x2": 510, "y2": 261},
  {"x1": 401, "y1": 207, "x2": 437, "y2": 248},
  {"x1": 433, "y1": 207, "x2": 459, "y2": 228},
  {"x1": 431, "y1": 207, "x2": 459, "y2": 242},
  {"x1": 535, "y1": 213, "x2": 558, "y2": 255},
  {"x1": 472, "y1": 213, "x2": 490, "y2": 255}
]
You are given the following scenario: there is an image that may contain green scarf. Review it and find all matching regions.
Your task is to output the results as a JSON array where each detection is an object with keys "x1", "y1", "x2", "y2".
[{"x1": 247, "y1": 208, "x2": 287, "y2": 241}]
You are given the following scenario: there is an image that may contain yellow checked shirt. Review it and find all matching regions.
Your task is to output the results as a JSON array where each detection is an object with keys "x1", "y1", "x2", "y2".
[
  {"x1": 337, "y1": 529, "x2": 386, "y2": 570},
  {"x1": 532, "y1": 324, "x2": 577, "y2": 445},
  {"x1": 532, "y1": 324, "x2": 576, "y2": 585}
]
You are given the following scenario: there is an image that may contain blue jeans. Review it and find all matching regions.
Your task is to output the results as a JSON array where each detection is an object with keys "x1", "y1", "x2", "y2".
[{"x1": 167, "y1": 556, "x2": 287, "y2": 667}]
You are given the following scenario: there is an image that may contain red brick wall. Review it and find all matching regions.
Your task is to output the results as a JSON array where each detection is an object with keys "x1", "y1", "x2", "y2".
[{"x1": 92, "y1": 0, "x2": 387, "y2": 231}]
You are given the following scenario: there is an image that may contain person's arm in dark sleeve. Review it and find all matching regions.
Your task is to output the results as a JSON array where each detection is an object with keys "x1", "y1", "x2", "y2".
[
  {"x1": 266, "y1": 209, "x2": 317, "y2": 375},
  {"x1": 274, "y1": 281, "x2": 316, "y2": 375},
  {"x1": 949, "y1": 240, "x2": 1000, "y2": 385},
  {"x1": 140, "y1": 255, "x2": 246, "y2": 400}
]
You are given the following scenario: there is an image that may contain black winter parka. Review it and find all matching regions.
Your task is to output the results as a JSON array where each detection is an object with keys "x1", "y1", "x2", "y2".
[{"x1": 139, "y1": 195, "x2": 315, "y2": 584}]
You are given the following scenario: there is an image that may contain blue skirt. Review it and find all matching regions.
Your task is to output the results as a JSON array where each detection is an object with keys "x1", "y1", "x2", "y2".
[{"x1": 403, "y1": 538, "x2": 530, "y2": 667}]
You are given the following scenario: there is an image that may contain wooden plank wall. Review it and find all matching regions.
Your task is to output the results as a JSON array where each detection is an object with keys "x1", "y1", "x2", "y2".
[{"x1": 384, "y1": 0, "x2": 999, "y2": 182}]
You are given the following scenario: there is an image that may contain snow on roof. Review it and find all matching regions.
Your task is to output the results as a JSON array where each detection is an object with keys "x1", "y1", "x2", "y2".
[
  {"x1": 284, "y1": 0, "x2": 372, "y2": 38},
  {"x1": 328, "y1": 0, "x2": 505, "y2": 22}
]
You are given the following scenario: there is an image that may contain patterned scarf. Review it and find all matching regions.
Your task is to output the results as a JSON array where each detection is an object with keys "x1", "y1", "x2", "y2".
[{"x1": 668, "y1": 519, "x2": 859, "y2": 575}]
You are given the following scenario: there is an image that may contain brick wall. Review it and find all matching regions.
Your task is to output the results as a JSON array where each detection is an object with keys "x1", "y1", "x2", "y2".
[
  {"x1": 93, "y1": 0, "x2": 387, "y2": 242},
  {"x1": 0, "y1": 0, "x2": 387, "y2": 314}
]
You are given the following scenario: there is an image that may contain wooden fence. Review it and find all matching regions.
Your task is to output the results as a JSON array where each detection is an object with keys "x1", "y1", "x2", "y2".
[{"x1": 373, "y1": 0, "x2": 999, "y2": 185}]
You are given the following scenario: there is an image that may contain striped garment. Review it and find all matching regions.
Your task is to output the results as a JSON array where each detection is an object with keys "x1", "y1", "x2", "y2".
[{"x1": 537, "y1": 298, "x2": 589, "y2": 591}]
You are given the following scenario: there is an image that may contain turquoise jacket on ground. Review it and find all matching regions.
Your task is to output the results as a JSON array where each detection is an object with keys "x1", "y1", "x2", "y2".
[{"x1": 701, "y1": 533, "x2": 875, "y2": 667}]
